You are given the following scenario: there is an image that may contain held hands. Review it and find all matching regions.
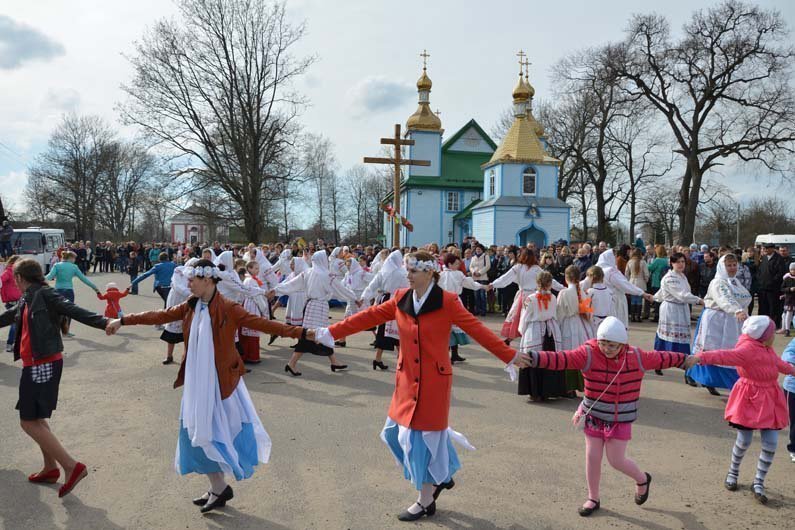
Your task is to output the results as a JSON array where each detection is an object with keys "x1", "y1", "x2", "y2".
[
  {"x1": 735, "y1": 310, "x2": 748, "y2": 323},
  {"x1": 682, "y1": 355, "x2": 700, "y2": 370},
  {"x1": 105, "y1": 319, "x2": 122, "y2": 336},
  {"x1": 305, "y1": 329, "x2": 316, "y2": 342},
  {"x1": 513, "y1": 353, "x2": 533, "y2": 369},
  {"x1": 642, "y1": 293, "x2": 655, "y2": 303}
]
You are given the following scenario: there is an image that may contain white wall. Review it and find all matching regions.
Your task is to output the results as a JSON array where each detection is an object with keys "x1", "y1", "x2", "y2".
[{"x1": 448, "y1": 127, "x2": 493, "y2": 153}]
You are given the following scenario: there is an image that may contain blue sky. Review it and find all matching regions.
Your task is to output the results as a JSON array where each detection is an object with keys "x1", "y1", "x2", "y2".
[{"x1": 1, "y1": 0, "x2": 793, "y2": 220}]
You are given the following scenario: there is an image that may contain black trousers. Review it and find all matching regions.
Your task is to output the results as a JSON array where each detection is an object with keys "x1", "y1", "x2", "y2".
[{"x1": 758, "y1": 289, "x2": 783, "y2": 328}]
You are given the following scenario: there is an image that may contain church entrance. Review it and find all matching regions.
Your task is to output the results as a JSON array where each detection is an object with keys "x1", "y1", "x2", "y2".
[{"x1": 518, "y1": 225, "x2": 546, "y2": 247}]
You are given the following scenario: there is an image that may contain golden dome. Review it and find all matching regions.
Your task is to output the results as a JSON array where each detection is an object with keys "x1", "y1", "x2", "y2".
[
  {"x1": 488, "y1": 115, "x2": 553, "y2": 165},
  {"x1": 417, "y1": 68, "x2": 432, "y2": 91},
  {"x1": 407, "y1": 103, "x2": 442, "y2": 131},
  {"x1": 525, "y1": 76, "x2": 536, "y2": 99},
  {"x1": 512, "y1": 74, "x2": 530, "y2": 101},
  {"x1": 527, "y1": 109, "x2": 545, "y2": 137}
]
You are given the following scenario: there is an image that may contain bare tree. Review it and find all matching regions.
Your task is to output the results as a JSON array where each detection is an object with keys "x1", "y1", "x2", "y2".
[
  {"x1": 26, "y1": 114, "x2": 113, "y2": 240},
  {"x1": 300, "y1": 133, "x2": 338, "y2": 238},
  {"x1": 120, "y1": 0, "x2": 314, "y2": 242},
  {"x1": 610, "y1": 0, "x2": 795, "y2": 244}
]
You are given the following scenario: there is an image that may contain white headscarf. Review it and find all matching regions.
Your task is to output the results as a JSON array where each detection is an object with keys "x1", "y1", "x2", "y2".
[
  {"x1": 344, "y1": 258, "x2": 363, "y2": 289},
  {"x1": 291, "y1": 255, "x2": 309, "y2": 275},
  {"x1": 715, "y1": 254, "x2": 733, "y2": 281},
  {"x1": 273, "y1": 249, "x2": 292, "y2": 276},
  {"x1": 370, "y1": 249, "x2": 388, "y2": 275},
  {"x1": 595, "y1": 249, "x2": 617, "y2": 271},
  {"x1": 330, "y1": 247, "x2": 342, "y2": 259},
  {"x1": 214, "y1": 250, "x2": 235, "y2": 272},
  {"x1": 306, "y1": 250, "x2": 331, "y2": 295},
  {"x1": 596, "y1": 316, "x2": 628, "y2": 343},
  {"x1": 381, "y1": 249, "x2": 404, "y2": 277}
]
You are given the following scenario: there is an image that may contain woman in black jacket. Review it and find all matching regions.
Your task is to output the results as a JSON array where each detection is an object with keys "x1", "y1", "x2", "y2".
[{"x1": 0, "y1": 259, "x2": 110, "y2": 498}]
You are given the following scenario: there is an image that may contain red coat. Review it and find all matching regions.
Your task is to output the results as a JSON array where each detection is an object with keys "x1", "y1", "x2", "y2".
[
  {"x1": 329, "y1": 284, "x2": 515, "y2": 431},
  {"x1": 97, "y1": 288, "x2": 129, "y2": 318}
]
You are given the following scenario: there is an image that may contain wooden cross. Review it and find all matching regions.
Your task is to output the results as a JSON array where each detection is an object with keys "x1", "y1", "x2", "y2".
[{"x1": 363, "y1": 124, "x2": 430, "y2": 246}]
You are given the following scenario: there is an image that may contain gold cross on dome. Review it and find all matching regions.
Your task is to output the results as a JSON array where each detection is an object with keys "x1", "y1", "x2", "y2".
[
  {"x1": 420, "y1": 49, "x2": 430, "y2": 69},
  {"x1": 435, "y1": 109, "x2": 441, "y2": 117},
  {"x1": 523, "y1": 57, "x2": 532, "y2": 77},
  {"x1": 516, "y1": 50, "x2": 526, "y2": 73}
]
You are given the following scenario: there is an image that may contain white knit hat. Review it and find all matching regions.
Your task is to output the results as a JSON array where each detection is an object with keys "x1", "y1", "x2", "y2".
[
  {"x1": 596, "y1": 316, "x2": 628, "y2": 344},
  {"x1": 741, "y1": 315, "x2": 775, "y2": 341}
]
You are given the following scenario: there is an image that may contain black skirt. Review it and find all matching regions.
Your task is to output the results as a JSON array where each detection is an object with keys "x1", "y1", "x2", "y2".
[
  {"x1": 17, "y1": 359, "x2": 63, "y2": 421},
  {"x1": 295, "y1": 338, "x2": 334, "y2": 357},
  {"x1": 373, "y1": 293, "x2": 399, "y2": 351},
  {"x1": 160, "y1": 329, "x2": 184, "y2": 344},
  {"x1": 517, "y1": 333, "x2": 567, "y2": 398}
]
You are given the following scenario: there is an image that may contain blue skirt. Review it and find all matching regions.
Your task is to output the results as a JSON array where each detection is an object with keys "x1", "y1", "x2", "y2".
[
  {"x1": 449, "y1": 331, "x2": 470, "y2": 347},
  {"x1": 177, "y1": 422, "x2": 260, "y2": 480},
  {"x1": 381, "y1": 420, "x2": 464, "y2": 491},
  {"x1": 654, "y1": 335, "x2": 691, "y2": 355},
  {"x1": 686, "y1": 365, "x2": 739, "y2": 389}
]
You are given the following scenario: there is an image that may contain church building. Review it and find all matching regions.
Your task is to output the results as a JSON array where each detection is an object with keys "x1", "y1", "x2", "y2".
[{"x1": 381, "y1": 56, "x2": 570, "y2": 248}]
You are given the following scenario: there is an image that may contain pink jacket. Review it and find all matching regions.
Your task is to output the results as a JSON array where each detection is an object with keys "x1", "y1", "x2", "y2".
[
  {"x1": 697, "y1": 334, "x2": 795, "y2": 430},
  {"x1": 532, "y1": 339, "x2": 687, "y2": 423},
  {"x1": 0, "y1": 266, "x2": 21, "y2": 303}
]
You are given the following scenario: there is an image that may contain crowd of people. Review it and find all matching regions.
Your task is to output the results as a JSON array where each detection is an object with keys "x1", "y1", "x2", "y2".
[{"x1": 1, "y1": 233, "x2": 794, "y2": 521}]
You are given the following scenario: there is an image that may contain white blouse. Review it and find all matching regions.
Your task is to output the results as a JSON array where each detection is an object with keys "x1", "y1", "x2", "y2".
[
  {"x1": 492, "y1": 264, "x2": 565, "y2": 292},
  {"x1": 654, "y1": 271, "x2": 701, "y2": 305},
  {"x1": 275, "y1": 269, "x2": 357, "y2": 302},
  {"x1": 704, "y1": 277, "x2": 751, "y2": 315},
  {"x1": 438, "y1": 269, "x2": 484, "y2": 295}
]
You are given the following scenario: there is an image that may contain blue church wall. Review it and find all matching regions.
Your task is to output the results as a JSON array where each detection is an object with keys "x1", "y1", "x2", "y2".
[
  {"x1": 500, "y1": 163, "x2": 558, "y2": 199},
  {"x1": 407, "y1": 130, "x2": 442, "y2": 177},
  {"x1": 470, "y1": 206, "x2": 569, "y2": 246}
]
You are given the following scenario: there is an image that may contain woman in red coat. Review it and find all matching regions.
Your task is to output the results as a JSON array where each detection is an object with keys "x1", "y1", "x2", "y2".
[{"x1": 316, "y1": 251, "x2": 528, "y2": 521}]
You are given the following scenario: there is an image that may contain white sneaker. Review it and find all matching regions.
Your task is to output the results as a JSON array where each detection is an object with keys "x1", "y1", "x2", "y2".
[
  {"x1": 5, "y1": 343, "x2": 12, "y2": 353},
  {"x1": 789, "y1": 452, "x2": 795, "y2": 463}
]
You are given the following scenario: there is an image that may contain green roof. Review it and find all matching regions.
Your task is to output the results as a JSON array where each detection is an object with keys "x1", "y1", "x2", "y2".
[
  {"x1": 453, "y1": 198, "x2": 482, "y2": 220},
  {"x1": 382, "y1": 120, "x2": 494, "y2": 202}
]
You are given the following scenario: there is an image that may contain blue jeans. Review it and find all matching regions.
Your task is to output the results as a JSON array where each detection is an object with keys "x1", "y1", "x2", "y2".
[
  {"x1": 0, "y1": 241, "x2": 11, "y2": 258},
  {"x1": 474, "y1": 281, "x2": 488, "y2": 315},
  {"x1": 5, "y1": 302, "x2": 16, "y2": 345},
  {"x1": 55, "y1": 288, "x2": 75, "y2": 303}
]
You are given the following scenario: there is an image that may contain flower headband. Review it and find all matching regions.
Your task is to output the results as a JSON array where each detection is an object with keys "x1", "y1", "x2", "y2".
[
  {"x1": 406, "y1": 257, "x2": 438, "y2": 272},
  {"x1": 185, "y1": 265, "x2": 220, "y2": 279}
]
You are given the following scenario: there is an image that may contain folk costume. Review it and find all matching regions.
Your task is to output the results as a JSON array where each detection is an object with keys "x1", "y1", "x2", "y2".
[
  {"x1": 438, "y1": 265, "x2": 487, "y2": 347},
  {"x1": 557, "y1": 284, "x2": 593, "y2": 392},
  {"x1": 653, "y1": 269, "x2": 700, "y2": 354},
  {"x1": 343, "y1": 259, "x2": 370, "y2": 318},
  {"x1": 283, "y1": 257, "x2": 309, "y2": 326},
  {"x1": 274, "y1": 251, "x2": 356, "y2": 356},
  {"x1": 120, "y1": 264, "x2": 306, "y2": 511},
  {"x1": 316, "y1": 275, "x2": 518, "y2": 518},
  {"x1": 518, "y1": 289, "x2": 566, "y2": 399},
  {"x1": 160, "y1": 259, "x2": 197, "y2": 345},
  {"x1": 586, "y1": 282, "x2": 612, "y2": 331},
  {"x1": 688, "y1": 256, "x2": 751, "y2": 390},
  {"x1": 695, "y1": 316, "x2": 795, "y2": 502},
  {"x1": 581, "y1": 250, "x2": 645, "y2": 328},
  {"x1": 361, "y1": 250, "x2": 409, "y2": 352},
  {"x1": 240, "y1": 273, "x2": 267, "y2": 363},
  {"x1": 492, "y1": 263, "x2": 565, "y2": 340}
]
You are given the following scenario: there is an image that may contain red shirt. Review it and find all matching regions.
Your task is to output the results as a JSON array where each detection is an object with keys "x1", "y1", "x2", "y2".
[{"x1": 19, "y1": 305, "x2": 62, "y2": 367}]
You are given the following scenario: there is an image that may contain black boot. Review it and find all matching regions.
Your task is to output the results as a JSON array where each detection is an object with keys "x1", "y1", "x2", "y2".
[{"x1": 450, "y1": 346, "x2": 466, "y2": 363}]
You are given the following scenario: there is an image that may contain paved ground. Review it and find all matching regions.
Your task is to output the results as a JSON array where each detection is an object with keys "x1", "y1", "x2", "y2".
[{"x1": 0, "y1": 272, "x2": 793, "y2": 529}]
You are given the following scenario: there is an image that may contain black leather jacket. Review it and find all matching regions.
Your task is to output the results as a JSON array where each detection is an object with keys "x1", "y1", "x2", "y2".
[{"x1": 0, "y1": 283, "x2": 108, "y2": 361}]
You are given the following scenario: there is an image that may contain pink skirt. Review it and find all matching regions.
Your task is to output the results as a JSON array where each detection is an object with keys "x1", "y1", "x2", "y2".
[
  {"x1": 584, "y1": 416, "x2": 632, "y2": 441},
  {"x1": 724, "y1": 379, "x2": 790, "y2": 430},
  {"x1": 500, "y1": 291, "x2": 528, "y2": 339}
]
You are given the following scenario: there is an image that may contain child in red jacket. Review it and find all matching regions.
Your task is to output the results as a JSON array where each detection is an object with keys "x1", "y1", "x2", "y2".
[{"x1": 97, "y1": 282, "x2": 130, "y2": 318}]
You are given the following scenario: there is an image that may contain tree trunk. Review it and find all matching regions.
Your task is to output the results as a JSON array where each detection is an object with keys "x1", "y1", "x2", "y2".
[{"x1": 676, "y1": 158, "x2": 702, "y2": 245}]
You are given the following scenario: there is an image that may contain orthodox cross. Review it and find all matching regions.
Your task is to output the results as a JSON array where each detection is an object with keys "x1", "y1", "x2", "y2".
[
  {"x1": 420, "y1": 49, "x2": 430, "y2": 69},
  {"x1": 363, "y1": 124, "x2": 430, "y2": 246},
  {"x1": 516, "y1": 49, "x2": 526, "y2": 73},
  {"x1": 522, "y1": 57, "x2": 532, "y2": 78}
]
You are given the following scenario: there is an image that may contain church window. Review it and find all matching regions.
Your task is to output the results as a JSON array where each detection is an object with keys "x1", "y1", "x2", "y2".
[
  {"x1": 488, "y1": 170, "x2": 495, "y2": 196},
  {"x1": 446, "y1": 192, "x2": 460, "y2": 212},
  {"x1": 522, "y1": 168, "x2": 537, "y2": 195}
]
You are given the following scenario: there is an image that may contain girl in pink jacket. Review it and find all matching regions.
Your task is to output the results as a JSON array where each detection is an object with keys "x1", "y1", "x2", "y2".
[
  {"x1": 694, "y1": 315, "x2": 795, "y2": 504},
  {"x1": 522, "y1": 316, "x2": 695, "y2": 516}
]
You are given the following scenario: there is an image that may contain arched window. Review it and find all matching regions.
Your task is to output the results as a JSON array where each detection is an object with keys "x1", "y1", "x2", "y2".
[
  {"x1": 488, "y1": 170, "x2": 496, "y2": 196},
  {"x1": 522, "y1": 168, "x2": 536, "y2": 195}
]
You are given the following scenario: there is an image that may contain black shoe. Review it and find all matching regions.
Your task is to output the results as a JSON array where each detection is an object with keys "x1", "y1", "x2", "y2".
[
  {"x1": 754, "y1": 489, "x2": 768, "y2": 505},
  {"x1": 372, "y1": 360, "x2": 389, "y2": 370},
  {"x1": 635, "y1": 472, "x2": 651, "y2": 505},
  {"x1": 335, "y1": 341, "x2": 347, "y2": 347},
  {"x1": 684, "y1": 374, "x2": 697, "y2": 387},
  {"x1": 243, "y1": 359, "x2": 261, "y2": 365},
  {"x1": 578, "y1": 499, "x2": 600, "y2": 517},
  {"x1": 289, "y1": 343, "x2": 299, "y2": 348},
  {"x1": 162, "y1": 357, "x2": 174, "y2": 365},
  {"x1": 268, "y1": 335, "x2": 278, "y2": 345},
  {"x1": 706, "y1": 386, "x2": 720, "y2": 396},
  {"x1": 724, "y1": 480, "x2": 738, "y2": 491},
  {"x1": 397, "y1": 501, "x2": 436, "y2": 521},
  {"x1": 200, "y1": 485, "x2": 233, "y2": 513},
  {"x1": 284, "y1": 364, "x2": 302, "y2": 377},
  {"x1": 369, "y1": 340, "x2": 377, "y2": 347},
  {"x1": 432, "y1": 479, "x2": 455, "y2": 500},
  {"x1": 192, "y1": 491, "x2": 211, "y2": 506},
  {"x1": 330, "y1": 364, "x2": 348, "y2": 372},
  {"x1": 450, "y1": 353, "x2": 466, "y2": 363},
  {"x1": 654, "y1": 369, "x2": 663, "y2": 376}
]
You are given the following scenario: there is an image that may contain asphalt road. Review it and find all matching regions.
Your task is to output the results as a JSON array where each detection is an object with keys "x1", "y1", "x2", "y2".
[{"x1": 0, "y1": 272, "x2": 793, "y2": 529}]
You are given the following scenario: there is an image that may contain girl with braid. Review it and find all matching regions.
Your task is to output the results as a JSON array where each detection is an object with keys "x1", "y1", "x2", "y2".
[{"x1": 520, "y1": 316, "x2": 698, "y2": 516}]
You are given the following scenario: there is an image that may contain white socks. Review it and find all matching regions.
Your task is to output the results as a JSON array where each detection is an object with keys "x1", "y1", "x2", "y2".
[
  {"x1": 207, "y1": 472, "x2": 228, "y2": 502},
  {"x1": 406, "y1": 484, "x2": 435, "y2": 514}
]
